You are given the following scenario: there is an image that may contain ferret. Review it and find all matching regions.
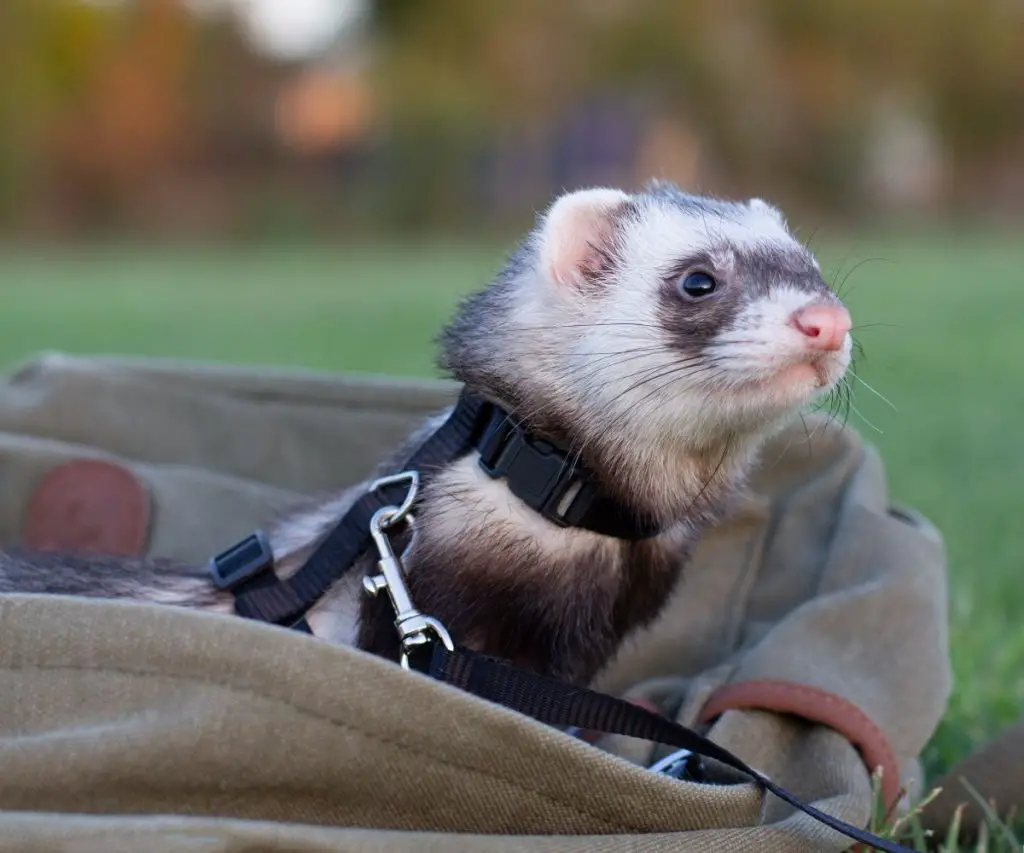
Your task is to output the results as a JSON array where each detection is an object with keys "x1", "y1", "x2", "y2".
[{"x1": 0, "y1": 181, "x2": 852, "y2": 687}]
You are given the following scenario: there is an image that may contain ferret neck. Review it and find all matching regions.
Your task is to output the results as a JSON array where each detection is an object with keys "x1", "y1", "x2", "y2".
[{"x1": 467, "y1": 393, "x2": 665, "y2": 540}]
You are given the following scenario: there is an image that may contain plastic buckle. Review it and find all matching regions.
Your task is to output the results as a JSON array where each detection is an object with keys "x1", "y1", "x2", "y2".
[
  {"x1": 208, "y1": 530, "x2": 275, "y2": 590},
  {"x1": 476, "y1": 413, "x2": 515, "y2": 475},
  {"x1": 478, "y1": 424, "x2": 586, "y2": 526}
]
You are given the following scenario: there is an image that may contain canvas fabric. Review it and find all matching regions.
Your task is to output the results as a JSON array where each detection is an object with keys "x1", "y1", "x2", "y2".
[{"x1": 0, "y1": 351, "x2": 965, "y2": 851}]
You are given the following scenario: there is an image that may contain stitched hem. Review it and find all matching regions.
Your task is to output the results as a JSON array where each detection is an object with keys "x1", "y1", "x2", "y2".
[{"x1": 697, "y1": 679, "x2": 901, "y2": 809}]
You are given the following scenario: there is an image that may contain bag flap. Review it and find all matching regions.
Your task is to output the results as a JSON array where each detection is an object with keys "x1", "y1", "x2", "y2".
[
  {"x1": 0, "y1": 354, "x2": 460, "y2": 492},
  {"x1": 0, "y1": 593, "x2": 764, "y2": 838}
]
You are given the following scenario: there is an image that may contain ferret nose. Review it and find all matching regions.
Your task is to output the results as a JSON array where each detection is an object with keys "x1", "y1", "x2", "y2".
[{"x1": 790, "y1": 304, "x2": 851, "y2": 352}]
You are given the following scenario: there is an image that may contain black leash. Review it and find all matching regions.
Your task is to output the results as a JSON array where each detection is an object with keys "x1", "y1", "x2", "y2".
[
  {"x1": 419, "y1": 643, "x2": 912, "y2": 853},
  {"x1": 206, "y1": 386, "x2": 913, "y2": 853}
]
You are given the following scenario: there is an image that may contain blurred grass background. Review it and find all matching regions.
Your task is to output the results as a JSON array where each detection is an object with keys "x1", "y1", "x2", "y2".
[{"x1": 2, "y1": 0, "x2": 1024, "y2": 787}]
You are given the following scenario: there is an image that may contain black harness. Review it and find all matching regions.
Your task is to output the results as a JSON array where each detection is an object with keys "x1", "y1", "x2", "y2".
[{"x1": 207, "y1": 389, "x2": 913, "y2": 853}]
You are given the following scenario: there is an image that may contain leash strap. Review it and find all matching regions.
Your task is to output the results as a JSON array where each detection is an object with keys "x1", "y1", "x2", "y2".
[{"x1": 422, "y1": 644, "x2": 913, "y2": 853}]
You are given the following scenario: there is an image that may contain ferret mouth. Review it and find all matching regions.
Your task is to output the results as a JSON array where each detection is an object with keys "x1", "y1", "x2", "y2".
[
  {"x1": 776, "y1": 358, "x2": 833, "y2": 389},
  {"x1": 733, "y1": 352, "x2": 847, "y2": 405}
]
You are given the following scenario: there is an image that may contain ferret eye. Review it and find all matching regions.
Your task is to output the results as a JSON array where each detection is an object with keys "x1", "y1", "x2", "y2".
[{"x1": 678, "y1": 272, "x2": 717, "y2": 299}]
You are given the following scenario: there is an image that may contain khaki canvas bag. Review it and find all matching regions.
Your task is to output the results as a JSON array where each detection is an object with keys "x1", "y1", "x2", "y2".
[{"x1": 0, "y1": 351, "x2": 985, "y2": 851}]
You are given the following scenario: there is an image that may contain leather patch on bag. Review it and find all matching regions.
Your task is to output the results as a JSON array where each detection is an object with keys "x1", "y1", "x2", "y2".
[
  {"x1": 22, "y1": 460, "x2": 151, "y2": 557},
  {"x1": 698, "y1": 679, "x2": 901, "y2": 810}
]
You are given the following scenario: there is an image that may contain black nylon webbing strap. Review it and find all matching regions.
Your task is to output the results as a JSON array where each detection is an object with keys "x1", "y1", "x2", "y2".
[
  {"x1": 425, "y1": 645, "x2": 914, "y2": 853},
  {"x1": 222, "y1": 385, "x2": 669, "y2": 626},
  {"x1": 231, "y1": 561, "x2": 315, "y2": 634},
  {"x1": 475, "y1": 403, "x2": 663, "y2": 540},
  {"x1": 231, "y1": 390, "x2": 490, "y2": 626}
]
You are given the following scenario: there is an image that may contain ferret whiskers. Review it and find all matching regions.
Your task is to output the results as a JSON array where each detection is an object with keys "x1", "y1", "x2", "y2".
[{"x1": 847, "y1": 371, "x2": 897, "y2": 412}]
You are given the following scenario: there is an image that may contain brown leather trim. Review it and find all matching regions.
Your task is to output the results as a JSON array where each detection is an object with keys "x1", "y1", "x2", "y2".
[
  {"x1": 22, "y1": 459, "x2": 151, "y2": 557},
  {"x1": 698, "y1": 679, "x2": 901, "y2": 809}
]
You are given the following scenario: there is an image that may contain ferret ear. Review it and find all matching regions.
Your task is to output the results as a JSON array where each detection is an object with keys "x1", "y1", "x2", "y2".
[
  {"x1": 748, "y1": 197, "x2": 787, "y2": 227},
  {"x1": 537, "y1": 187, "x2": 631, "y2": 289}
]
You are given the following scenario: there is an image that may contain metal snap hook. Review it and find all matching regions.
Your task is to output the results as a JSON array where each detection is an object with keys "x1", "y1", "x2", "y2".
[{"x1": 364, "y1": 502, "x2": 453, "y2": 671}]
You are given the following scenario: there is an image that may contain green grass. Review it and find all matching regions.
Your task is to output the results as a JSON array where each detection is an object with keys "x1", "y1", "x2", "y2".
[
  {"x1": 869, "y1": 772, "x2": 1024, "y2": 851},
  {"x1": 0, "y1": 241, "x2": 493, "y2": 376},
  {"x1": 2, "y1": 231, "x2": 1024, "y2": 811}
]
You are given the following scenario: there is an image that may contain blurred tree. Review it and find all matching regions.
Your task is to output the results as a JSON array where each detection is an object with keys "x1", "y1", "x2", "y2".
[
  {"x1": 2, "y1": 0, "x2": 298, "y2": 235},
  {"x1": 1, "y1": 0, "x2": 1021, "y2": 234},
  {"x1": 47, "y1": 0, "x2": 195, "y2": 222},
  {"x1": 367, "y1": 0, "x2": 1024, "y2": 217},
  {"x1": 0, "y1": 0, "x2": 116, "y2": 223}
]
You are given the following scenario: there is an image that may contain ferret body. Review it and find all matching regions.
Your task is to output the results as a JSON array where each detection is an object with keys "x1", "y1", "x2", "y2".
[{"x1": 0, "y1": 181, "x2": 853, "y2": 686}]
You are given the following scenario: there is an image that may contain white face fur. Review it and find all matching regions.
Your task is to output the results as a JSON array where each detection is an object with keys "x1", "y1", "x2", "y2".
[{"x1": 512, "y1": 184, "x2": 853, "y2": 454}]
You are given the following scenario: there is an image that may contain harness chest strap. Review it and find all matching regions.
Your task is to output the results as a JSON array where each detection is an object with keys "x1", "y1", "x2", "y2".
[{"x1": 208, "y1": 388, "x2": 662, "y2": 628}]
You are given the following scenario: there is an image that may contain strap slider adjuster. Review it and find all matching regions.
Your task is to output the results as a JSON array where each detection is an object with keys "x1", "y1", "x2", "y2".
[{"x1": 209, "y1": 530, "x2": 275, "y2": 590}]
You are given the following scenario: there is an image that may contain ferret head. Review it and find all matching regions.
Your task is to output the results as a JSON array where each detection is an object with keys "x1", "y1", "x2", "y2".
[{"x1": 439, "y1": 181, "x2": 852, "y2": 505}]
